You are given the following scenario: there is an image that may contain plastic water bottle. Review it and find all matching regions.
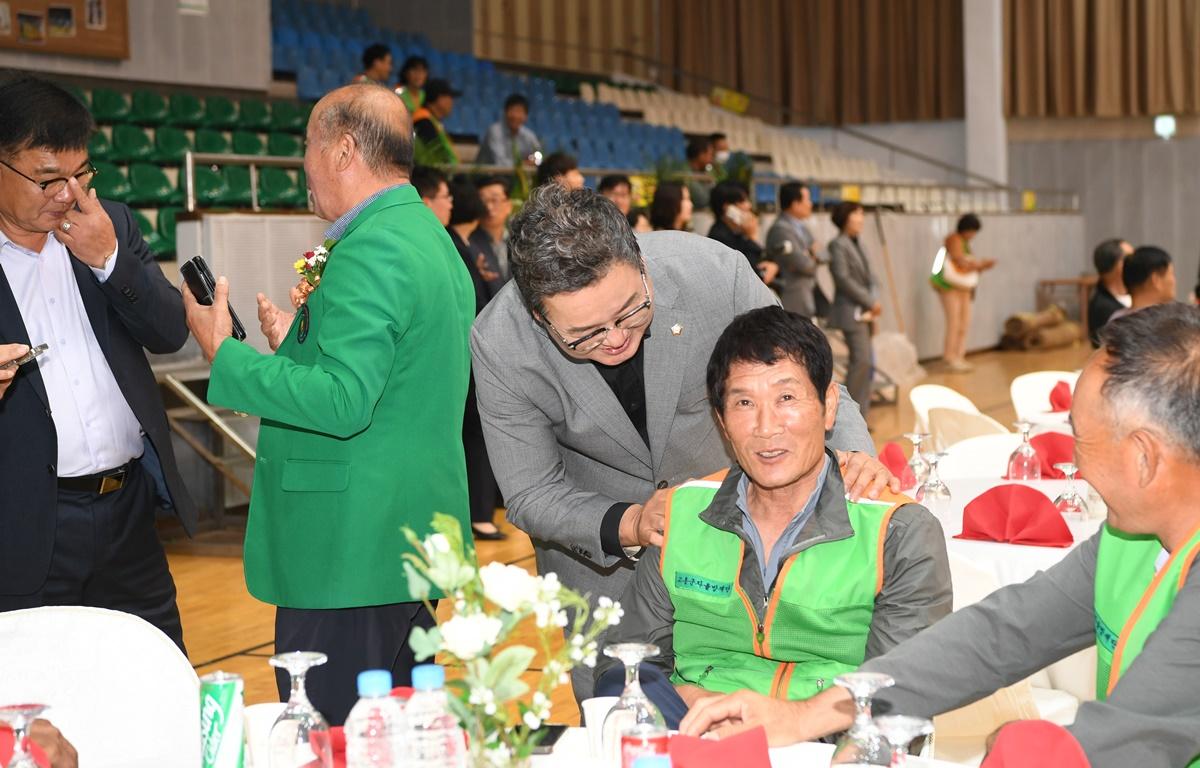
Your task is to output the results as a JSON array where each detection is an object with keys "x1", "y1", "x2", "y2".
[
  {"x1": 406, "y1": 664, "x2": 465, "y2": 768},
  {"x1": 346, "y1": 669, "x2": 407, "y2": 767}
]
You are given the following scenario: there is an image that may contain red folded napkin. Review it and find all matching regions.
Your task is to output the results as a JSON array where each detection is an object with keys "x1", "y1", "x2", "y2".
[
  {"x1": 309, "y1": 726, "x2": 345, "y2": 768},
  {"x1": 981, "y1": 720, "x2": 1090, "y2": 768},
  {"x1": 1049, "y1": 380, "x2": 1073, "y2": 412},
  {"x1": 955, "y1": 484, "x2": 1074, "y2": 548},
  {"x1": 1031, "y1": 432, "x2": 1076, "y2": 479},
  {"x1": 669, "y1": 726, "x2": 771, "y2": 768},
  {"x1": 0, "y1": 727, "x2": 50, "y2": 768},
  {"x1": 880, "y1": 442, "x2": 917, "y2": 489}
]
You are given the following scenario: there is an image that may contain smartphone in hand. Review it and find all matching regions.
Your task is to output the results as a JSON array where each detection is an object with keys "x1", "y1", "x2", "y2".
[{"x1": 180, "y1": 255, "x2": 247, "y2": 341}]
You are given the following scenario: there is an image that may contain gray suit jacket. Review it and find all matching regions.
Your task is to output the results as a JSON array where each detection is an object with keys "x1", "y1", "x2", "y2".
[
  {"x1": 470, "y1": 231, "x2": 874, "y2": 615},
  {"x1": 827, "y1": 232, "x2": 877, "y2": 330},
  {"x1": 765, "y1": 215, "x2": 820, "y2": 318}
]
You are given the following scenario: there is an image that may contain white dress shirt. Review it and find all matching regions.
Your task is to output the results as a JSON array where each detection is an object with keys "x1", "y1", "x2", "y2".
[{"x1": 0, "y1": 231, "x2": 142, "y2": 476}]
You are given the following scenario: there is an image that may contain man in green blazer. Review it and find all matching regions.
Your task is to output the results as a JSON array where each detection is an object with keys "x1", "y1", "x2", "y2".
[{"x1": 184, "y1": 84, "x2": 474, "y2": 724}]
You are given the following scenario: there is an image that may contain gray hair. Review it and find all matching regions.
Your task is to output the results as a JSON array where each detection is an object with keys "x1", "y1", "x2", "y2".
[
  {"x1": 508, "y1": 183, "x2": 643, "y2": 316},
  {"x1": 1099, "y1": 303, "x2": 1200, "y2": 459},
  {"x1": 316, "y1": 84, "x2": 413, "y2": 174}
]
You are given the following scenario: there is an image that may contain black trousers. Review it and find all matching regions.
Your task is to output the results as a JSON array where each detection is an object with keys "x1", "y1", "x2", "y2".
[
  {"x1": 0, "y1": 459, "x2": 186, "y2": 654},
  {"x1": 463, "y1": 397, "x2": 499, "y2": 525},
  {"x1": 275, "y1": 601, "x2": 437, "y2": 726}
]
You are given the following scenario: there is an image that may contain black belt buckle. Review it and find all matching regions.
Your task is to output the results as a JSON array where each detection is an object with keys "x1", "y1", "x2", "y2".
[{"x1": 98, "y1": 469, "x2": 127, "y2": 495}]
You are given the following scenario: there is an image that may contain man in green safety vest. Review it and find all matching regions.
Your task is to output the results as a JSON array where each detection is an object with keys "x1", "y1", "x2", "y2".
[
  {"x1": 681, "y1": 302, "x2": 1200, "y2": 768},
  {"x1": 595, "y1": 306, "x2": 952, "y2": 727}
]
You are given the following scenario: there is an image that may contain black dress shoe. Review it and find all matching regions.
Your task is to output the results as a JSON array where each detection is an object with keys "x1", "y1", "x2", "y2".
[{"x1": 472, "y1": 525, "x2": 508, "y2": 541}]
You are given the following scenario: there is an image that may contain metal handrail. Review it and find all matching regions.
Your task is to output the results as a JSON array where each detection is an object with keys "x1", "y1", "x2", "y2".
[
  {"x1": 183, "y1": 150, "x2": 306, "y2": 213},
  {"x1": 163, "y1": 374, "x2": 256, "y2": 462}
]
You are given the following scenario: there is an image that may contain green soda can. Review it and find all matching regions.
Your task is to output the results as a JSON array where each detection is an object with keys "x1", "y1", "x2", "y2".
[{"x1": 200, "y1": 671, "x2": 245, "y2": 768}]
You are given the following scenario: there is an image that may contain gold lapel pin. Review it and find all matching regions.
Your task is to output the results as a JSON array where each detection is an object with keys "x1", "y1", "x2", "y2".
[{"x1": 671, "y1": 323, "x2": 683, "y2": 336}]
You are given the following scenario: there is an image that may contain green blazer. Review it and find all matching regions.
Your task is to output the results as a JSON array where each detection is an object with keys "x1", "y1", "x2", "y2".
[{"x1": 208, "y1": 185, "x2": 475, "y2": 609}]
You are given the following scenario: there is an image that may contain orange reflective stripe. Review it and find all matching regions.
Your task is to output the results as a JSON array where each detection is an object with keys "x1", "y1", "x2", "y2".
[
  {"x1": 774, "y1": 662, "x2": 796, "y2": 698},
  {"x1": 761, "y1": 556, "x2": 797, "y2": 658},
  {"x1": 1178, "y1": 541, "x2": 1200, "y2": 592},
  {"x1": 659, "y1": 490, "x2": 676, "y2": 579},
  {"x1": 732, "y1": 542, "x2": 763, "y2": 655},
  {"x1": 875, "y1": 502, "x2": 903, "y2": 594}
]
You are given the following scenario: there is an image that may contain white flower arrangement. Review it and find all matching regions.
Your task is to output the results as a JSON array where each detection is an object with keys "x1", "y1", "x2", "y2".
[{"x1": 402, "y1": 513, "x2": 621, "y2": 767}]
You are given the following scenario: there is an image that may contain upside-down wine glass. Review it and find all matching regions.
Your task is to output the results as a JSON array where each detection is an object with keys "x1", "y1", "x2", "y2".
[
  {"x1": 875, "y1": 715, "x2": 935, "y2": 767},
  {"x1": 902, "y1": 432, "x2": 931, "y2": 488},
  {"x1": 268, "y1": 652, "x2": 333, "y2": 768},
  {"x1": 830, "y1": 673, "x2": 896, "y2": 765},
  {"x1": 915, "y1": 451, "x2": 953, "y2": 529},
  {"x1": 1006, "y1": 421, "x2": 1041, "y2": 480},
  {"x1": 601, "y1": 643, "x2": 666, "y2": 762},
  {"x1": 1053, "y1": 462, "x2": 1089, "y2": 522},
  {"x1": 0, "y1": 704, "x2": 48, "y2": 768}
]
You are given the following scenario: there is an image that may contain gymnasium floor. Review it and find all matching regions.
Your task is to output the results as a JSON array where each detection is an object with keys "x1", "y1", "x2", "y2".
[{"x1": 171, "y1": 341, "x2": 1095, "y2": 724}]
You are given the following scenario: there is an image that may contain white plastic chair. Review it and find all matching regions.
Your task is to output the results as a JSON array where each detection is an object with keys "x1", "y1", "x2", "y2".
[
  {"x1": 909, "y1": 384, "x2": 981, "y2": 434},
  {"x1": 1010, "y1": 371, "x2": 1080, "y2": 422},
  {"x1": 937, "y1": 433, "x2": 1022, "y2": 480},
  {"x1": 0, "y1": 606, "x2": 199, "y2": 767},
  {"x1": 928, "y1": 409, "x2": 1011, "y2": 455}
]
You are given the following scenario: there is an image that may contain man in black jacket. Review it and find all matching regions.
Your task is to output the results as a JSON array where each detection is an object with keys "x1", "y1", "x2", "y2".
[{"x1": 0, "y1": 77, "x2": 194, "y2": 651}]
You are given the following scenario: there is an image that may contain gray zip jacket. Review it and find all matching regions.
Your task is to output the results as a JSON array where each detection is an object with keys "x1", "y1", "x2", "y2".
[{"x1": 596, "y1": 459, "x2": 952, "y2": 687}]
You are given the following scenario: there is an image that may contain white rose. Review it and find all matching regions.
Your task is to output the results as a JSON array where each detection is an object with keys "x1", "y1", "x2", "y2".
[
  {"x1": 439, "y1": 612, "x2": 502, "y2": 660},
  {"x1": 423, "y1": 533, "x2": 451, "y2": 560},
  {"x1": 479, "y1": 562, "x2": 541, "y2": 613}
]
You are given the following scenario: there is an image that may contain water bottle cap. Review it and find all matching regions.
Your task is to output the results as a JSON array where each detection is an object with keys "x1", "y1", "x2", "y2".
[
  {"x1": 356, "y1": 669, "x2": 393, "y2": 697},
  {"x1": 411, "y1": 663, "x2": 445, "y2": 690},
  {"x1": 632, "y1": 757, "x2": 672, "y2": 768}
]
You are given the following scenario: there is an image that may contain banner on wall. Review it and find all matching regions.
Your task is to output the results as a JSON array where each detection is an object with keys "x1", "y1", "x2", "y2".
[{"x1": 0, "y1": 0, "x2": 127, "y2": 59}]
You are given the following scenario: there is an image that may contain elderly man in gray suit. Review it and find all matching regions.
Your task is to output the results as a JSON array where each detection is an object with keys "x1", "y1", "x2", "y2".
[
  {"x1": 470, "y1": 184, "x2": 896, "y2": 699},
  {"x1": 826, "y1": 201, "x2": 880, "y2": 418},
  {"x1": 765, "y1": 181, "x2": 824, "y2": 319}
]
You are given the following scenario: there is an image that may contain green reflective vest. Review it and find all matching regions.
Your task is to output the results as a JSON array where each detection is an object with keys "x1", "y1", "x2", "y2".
[
  {"x1": 1094, "y1": 522, "x2": 1200, "y2": 767},
  {"x1": 661, "y1": 470, "x2": 904, "y2": 700}
]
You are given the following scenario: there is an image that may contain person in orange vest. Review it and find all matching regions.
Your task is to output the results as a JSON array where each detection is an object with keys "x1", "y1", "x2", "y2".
[
  {"x1": 412, "y1": 78, "x2": 460, "y2": 166},
  {"x1": 682, "y1": 302, "x2": 1200, "y2": 768}
]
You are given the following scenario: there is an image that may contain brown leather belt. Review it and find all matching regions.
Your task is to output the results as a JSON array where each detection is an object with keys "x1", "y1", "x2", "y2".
[{"x1": 58, "y1": 463, "x2": 131, "y2": 495}]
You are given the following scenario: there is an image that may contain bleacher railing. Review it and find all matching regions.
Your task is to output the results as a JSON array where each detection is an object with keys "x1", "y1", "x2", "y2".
[{"x1": 183, "y1": 151, "x2": 308, "y2": 213}]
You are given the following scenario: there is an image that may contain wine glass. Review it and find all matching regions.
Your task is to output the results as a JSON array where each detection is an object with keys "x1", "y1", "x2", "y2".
[
  {"x1": 1006, "y1": 421, "x2": 1041, "y2": 480},
  {"x1": 915, "y1": 451, "x2": 953, "y2": 529},
  {"x1": 269, "y1": 652, "x2": 333, "y2": 768},
  {"x1": 875, "y1": 715, "x2": 934, "y2": 766},
  {"x1": 901, "y1": 432, "x2": 931, "y2": 488},
  {"x1": 601, "y1": 643, "x2": 665, "y2": 761},
  {"x1": 831, "y1": 673, "x2": 895, "y2": 765},
  {"x1": 0, "y1": 704, "x2": 48, "y2": 768},
  {"x1": 1053, "y1": 463, "x2": 1089, "y2": 522}
]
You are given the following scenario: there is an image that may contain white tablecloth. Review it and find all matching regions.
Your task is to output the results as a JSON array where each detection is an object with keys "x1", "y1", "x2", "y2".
[{"x1": 533, "y1": 727, "x2": 967, "y2": 767}]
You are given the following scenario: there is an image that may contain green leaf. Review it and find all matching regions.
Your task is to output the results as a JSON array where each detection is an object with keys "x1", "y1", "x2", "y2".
[
  {"x1": 408, "y1": 625, "x2": 440, "y2": 661},
  {"x1": 485, "y1": 645, "x2": 536, "y2": 690},
  {"x1": 403, "y1": 561, "x2": 431, "y2": 601},
  {"x1": 491, "y1": 677, "x2": 529, "y2": 703}
]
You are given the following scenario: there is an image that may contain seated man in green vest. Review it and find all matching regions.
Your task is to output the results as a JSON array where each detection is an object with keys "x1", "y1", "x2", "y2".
[
  {"x1": 595, "y1": 305, "x2": 952, "y2": 727},
  {"x1": 681, "y1": 302, "x2": 1200, "y2": 768}
]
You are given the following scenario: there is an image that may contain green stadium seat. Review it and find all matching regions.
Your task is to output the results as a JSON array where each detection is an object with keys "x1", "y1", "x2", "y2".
[
  {"x1": 152, "y1": 126, "x2": 192, "y2": 164},
  {"x1": 158, "y1": 206, "x2": 180, "y2": 247},
  {"x1": 111, "y1": 124, "x2": 154, "y2": 163},
  {"x1": 267, "y1": 132, "x2": 303, "y2": 157},
  {"x1": 231, "y1": 131, "x2": 265, "y2": 156},
  {"x1": 269, "y1": 100, "x2": 306, "y2": 133},
  {"x1": 130, "y1": 90, "x2": 168, "y2": 125},
  {"x1": 91, "y1": 161, "x2": 132, "y2": 203},
  {"x1": 128, "y1": 163, "x2": 183, "y2": 206},
  {"x1": 167, "y1": 93, "x2": 205, "y2": 126},
  {"x1": 132, "y1": 209, "x2": 168, "y2": 256},
  {"x1": 194, "y1": 129, "x2": 231, "y2": 154},
  {"x1": 259, "y1": 167, "x2": 305, "y2": 208},
  {"x1": 238, "y1": 98, "x2": 271, "y2": 130},
  {"x1": 219, "y1": 166, "x2": 253, "y2": 206},
  {"x1": 91, "y1": 88, "x2": 131, "y2": 123},
  {"x1": 87, "y1": 131, "x2": 113, "y2": 162},
  {"x1": 204, "y1": 96, "x2": 239, "y2": 129},
  {"x1": 192, "y1": 166, "x2": 227, "y2": 207}
]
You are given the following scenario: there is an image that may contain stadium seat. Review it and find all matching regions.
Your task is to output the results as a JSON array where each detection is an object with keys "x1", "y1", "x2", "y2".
[
  {"x1": 267, "y1": 132, "x2": 303, "y2": 157},
  {"x1": 87, "y1": 131, "x2": 113, "y2": 162},
  {"x1": 132, "y1": 209, "x2": 167, "y2": 256},
  {"x1": 238, "y1": 99, "x2": 271, "y2": 130},
  {"x1": 204, "y1": 96, "x2": 239, "y2": 129},
  {"x1": 231, "y1": 131, "x2": 265, "y2": 156},
  {"x1": 128, "y1": 163, "x2": 183, "y2": 206},
  {"x1": 220, "y1": 166, "x2": 253, "y2": 206},
  {"x1": 90, "y1": 88, "x2": 131, "y2": 123},
  {"x1": 110, "y1": 124, "x2": 154, "y2": 163},
  {"x1": 152, "y1": 126, "x2": 192, "y2": 164},
  {"x1": 91, "y1": 161, "x2": 132, "y2": 203},
  {"x1": 157, "y1": 206, "x2": 180, "y2": 252},
  {"x1": 270, "y1": 101, "x2": 307, "y2": 133},
  {"x1": 130, "y1": 90, "x2": 168, "y2": 125},
  {"x1": 167, "y1": 93, "x2": 205, "y2": 126},
  {"x1": 259, "y1": 167, "x2": 305, "y2": 208},
  {"x1": 194, "y1": 129, "x2": 231, "y2": 154},
  {"x1": 191, "y1": 165, "x2": 227, "y2": 207}
]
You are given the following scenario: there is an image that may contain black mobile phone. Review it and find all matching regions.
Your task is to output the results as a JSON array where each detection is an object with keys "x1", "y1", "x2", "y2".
[
  {"x1": 181, "y1": 255, "x2": 247, "y2": 341},
  {"x1": 530, "y1": 723, "x2": 569, "y2": 755}
]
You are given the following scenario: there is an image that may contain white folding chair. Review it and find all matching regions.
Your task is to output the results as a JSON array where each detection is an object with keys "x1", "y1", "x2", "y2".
[
  {"x1": 1010, "y1": 371, "x2": 1080, "y2": 422},
  {"x1": 909, "y1": 384, "x2": 981, "y2": 434},
  {"x1": 0, "y1": 606, "x2": 199, "y2": 767},
  {"x1": 928, "y1": 409, "x2": 1011, "y2": 455},
  {"x1": 937, "y1": 433, "x2": 1022, "y2": 480}
]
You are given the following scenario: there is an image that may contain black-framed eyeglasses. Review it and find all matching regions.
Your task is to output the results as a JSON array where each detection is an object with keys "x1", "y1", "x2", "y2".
[
  {"x1": 544, "y1": 271, "x2": 653, "y2": 353},
  {"x1": 0, "y1": 159, "x2": 98, "y2": 197}
]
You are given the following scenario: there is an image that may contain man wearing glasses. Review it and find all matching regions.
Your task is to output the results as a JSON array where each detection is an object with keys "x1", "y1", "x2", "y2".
[
  {"x1": 471, "y1": 184, "x2": 894, "y2": 699},
  {"x1": 0, "y1": 78, "x2": 194, "y2": 650}
]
